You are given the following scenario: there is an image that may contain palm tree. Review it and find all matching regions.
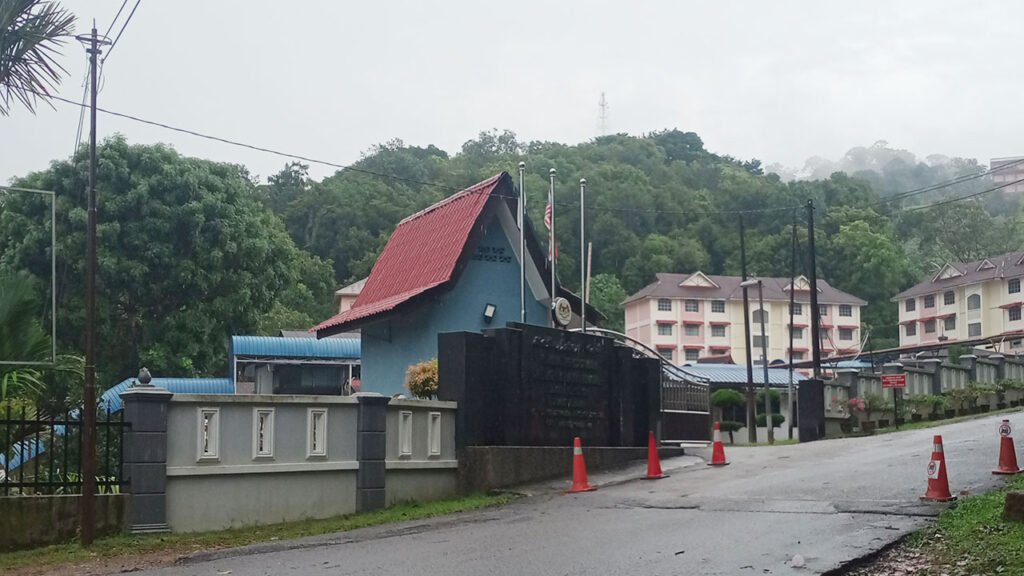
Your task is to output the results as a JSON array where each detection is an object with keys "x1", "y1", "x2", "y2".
[
  {"x1": 0, "y1": 0, "x2": 75, "y2": 115},
  {"x1": 0, "y1": 272, "x2": 51, "y2": 400}
]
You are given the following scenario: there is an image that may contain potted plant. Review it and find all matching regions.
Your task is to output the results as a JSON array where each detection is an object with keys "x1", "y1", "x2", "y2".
[
  {"x1": 861, "y1": 393, "x2": 892, "y2": 431},
  {"x1": 404, "y1": 358, "x2": 439, "y2": 399},
  {"x1": 967, "y1": 382, "x2": 997, "y2": 412},
  {"x1": 948, "y1": 387, "x2": 978, "y2": 417},
  {"x1": 848, "y1": 397, "x2": 869, "y2": 433}
]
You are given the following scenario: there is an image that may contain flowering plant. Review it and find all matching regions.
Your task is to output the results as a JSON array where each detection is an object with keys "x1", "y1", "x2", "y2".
[{"x1": 848, "y1": 397, "x2": 866, "y2": 412}]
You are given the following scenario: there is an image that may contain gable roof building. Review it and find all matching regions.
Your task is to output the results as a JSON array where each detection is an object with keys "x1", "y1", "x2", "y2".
[{"x1": 313, "y1": 172, "x2": 595, "y2": 396}]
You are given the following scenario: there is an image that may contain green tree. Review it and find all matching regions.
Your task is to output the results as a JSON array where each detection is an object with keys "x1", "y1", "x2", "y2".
[
  {"x1": 0, "y1": 136, "x2": 334, "y2": 383},
  {"x1": 0, "y1": 0, "x2": 75, "y2": 115},
  {"x1": 587, "y1": 273, "x2": 627, "y2": 333}
]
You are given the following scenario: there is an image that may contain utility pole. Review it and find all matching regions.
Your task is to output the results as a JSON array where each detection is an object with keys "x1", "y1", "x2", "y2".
[
  {"x1": 76, "y1": 24, "x2": 109, "y2": 547},
  {"x1": 788, "y1": 212, "x2": 797, "y2": 439},
  {"x1": 756, "y1": 282, "x2": 773, "y2": 444},
  {"x1": 518, "y1": 162, "x2": 526, "y2": 324},
  {"x1": 548, "y1": 168, "x2": 557, "y2": 328},
  {"x1": 806, "y1": 199, "x2": 822, "y2": 379},
  {"x1": 740, "y1": 216, "x2": 756, "y2": 443},
  {"x1": 579, "y1": 178, "x2": 586, "y2": 333}
]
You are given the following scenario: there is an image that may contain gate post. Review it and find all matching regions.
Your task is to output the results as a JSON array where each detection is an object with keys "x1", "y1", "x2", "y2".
[
  {"x1": 356, "y1": 393, "x2": 389, "y2": 513},
  {"x1": 120, "y1": 380, "x2": 172, "y2": 533}
]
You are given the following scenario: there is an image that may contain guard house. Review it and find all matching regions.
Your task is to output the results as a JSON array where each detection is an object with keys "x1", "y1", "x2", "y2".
[
  {"x1": 231, "y1": 335, "x2": 361, "y2": 395},
  {"x1": 312, "y1": 172, "x2": 596, "y2": 397}
]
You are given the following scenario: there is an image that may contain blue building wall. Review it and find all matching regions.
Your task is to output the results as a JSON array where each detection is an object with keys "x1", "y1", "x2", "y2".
[{"x1": 361, "y1": 217, "x2": 549, "y2": 397}]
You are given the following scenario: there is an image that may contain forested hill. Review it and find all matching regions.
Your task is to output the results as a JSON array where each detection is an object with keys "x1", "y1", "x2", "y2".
[
  {"x1": 2, "y1": 130, "x2": 1020, "y2": 383},
  {"x1": 266, "y1": 129, "x2": 1022, "y2": 346}
]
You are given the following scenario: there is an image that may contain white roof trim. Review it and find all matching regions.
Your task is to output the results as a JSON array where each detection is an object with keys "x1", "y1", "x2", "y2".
[
  {"x1": 977, "y1": 259, "x2": 996, "y2": 272},
  {"x1": 932, "y1": 263, "x2": 963, "y2": 282},
  {"x1": 679, "y1": 271, "x2": 719, "y2": 288}
]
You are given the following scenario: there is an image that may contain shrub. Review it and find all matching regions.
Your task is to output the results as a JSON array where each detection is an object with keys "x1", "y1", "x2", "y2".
[
  {"x1": 755, "y1": 413, "x2": 785, "y2": 428},
  {"x1": 711, "y1": 389, "x2": 745, "y2": 407},
  {"x1": 998, "y1": 378, "x2": 1024, "y2": 391},
  {"x1": 718, "y1": 420, "x2": 744, "y2": 444},
  {"x1": 404, "y1": 358, "x2": 439, "y2": 399}
]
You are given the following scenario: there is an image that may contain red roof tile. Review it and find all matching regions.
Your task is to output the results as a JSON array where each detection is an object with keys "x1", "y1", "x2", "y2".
[{"x1": 313, "y1": 173, "x2": 507, "y2": 334}]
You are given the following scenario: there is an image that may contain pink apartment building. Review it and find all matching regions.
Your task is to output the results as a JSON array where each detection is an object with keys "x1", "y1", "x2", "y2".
[{"x1": 623, "y1": 272, "x2": 867, "y2": 365}]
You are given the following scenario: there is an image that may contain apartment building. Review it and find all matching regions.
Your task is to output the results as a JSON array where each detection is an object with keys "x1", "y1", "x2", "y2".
[
  {"x1": 623, "y1": 272, "x2": 867, "y2": 365},
  {"x1": 990, "y1": 157, "x2": 1024, "y2": 194},
  {"x1": 893, "y1": 252, "x2": 1024, "y2": 351}
]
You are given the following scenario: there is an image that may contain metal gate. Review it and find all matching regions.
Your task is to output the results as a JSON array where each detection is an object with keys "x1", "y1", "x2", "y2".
[{"x1": 660, "y1": 367, "x2": 712, "y2": 444}]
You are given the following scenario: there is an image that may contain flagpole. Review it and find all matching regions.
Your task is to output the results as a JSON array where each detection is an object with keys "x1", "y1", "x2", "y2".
[
  {"x1": 519, "y1": 161, "x2": 526, "y2": 324},
  {"x1": 549, "y1": 168, "x2": 557, "y2": 329},
  {"x1": 579, "y1": 178, "x2": 586, "y2": 334}
]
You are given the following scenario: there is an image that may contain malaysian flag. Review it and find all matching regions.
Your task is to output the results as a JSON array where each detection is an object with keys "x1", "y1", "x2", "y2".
[{"x1": 544, "y1": 202, "x2": 558, "y2": 259}]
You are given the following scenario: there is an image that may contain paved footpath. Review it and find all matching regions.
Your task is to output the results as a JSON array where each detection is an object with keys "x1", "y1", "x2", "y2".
[{"x1": 140, "y1": 412, "x2": 1022, "y2": 576}]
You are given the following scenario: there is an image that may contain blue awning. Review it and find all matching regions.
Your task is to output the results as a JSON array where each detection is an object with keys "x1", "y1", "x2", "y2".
[{"x1": 230, "y1": 336, "x2": 360, "y2": 359}]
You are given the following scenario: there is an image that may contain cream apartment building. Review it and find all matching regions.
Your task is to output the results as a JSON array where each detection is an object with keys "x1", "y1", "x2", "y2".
[
  {"x1": 624, "y1": 272, "x2": 867, "y2": 365},
  {"x1": 894, "y1": 252, "x2": 1024, "y2": 351}
]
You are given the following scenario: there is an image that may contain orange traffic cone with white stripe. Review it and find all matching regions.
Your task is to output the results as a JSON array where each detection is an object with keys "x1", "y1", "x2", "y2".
[
  {"x1": 643, "y1": 430, "x2": 668, "y2": 479},
  {"x1": 921, "y1": 434, "x2": 955, "y2": 502},
  {"x1": 709, "y1": 422, "x2": 729, "y2": 466},
  {"x1": 993, "y1": 420, "x2": 1023, "y2": 475},
  {"x1": 566, "y1": 437, "x2": 597, "y2": 493}
]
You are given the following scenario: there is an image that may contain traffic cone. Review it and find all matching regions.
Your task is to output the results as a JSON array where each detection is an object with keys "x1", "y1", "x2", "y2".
[
  {"x1": 643, "y1": 430, "x2": 668, "y2": 479},
  {"x1": 565, "y1": 437, "x2": 597, "y2": 493},
  {"x1": 921, "y1": 434, "x2": 956, "y2": 502},
  {"x1": 993, "y1": 420, "x2": 1022, "y2": 475},
  {"x1": 709, "y1": 422, "x2": 729, "y2": 466}
]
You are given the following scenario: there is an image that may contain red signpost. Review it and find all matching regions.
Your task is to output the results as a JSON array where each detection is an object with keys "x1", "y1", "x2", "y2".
[{"x1": 882, "y1": 374, "x2": 907, "y2": 389}]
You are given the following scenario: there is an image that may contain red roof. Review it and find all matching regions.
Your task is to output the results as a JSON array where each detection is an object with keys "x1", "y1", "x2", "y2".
[{"x1": 313, "y1": 174, "x2": 507, "y2": 334}]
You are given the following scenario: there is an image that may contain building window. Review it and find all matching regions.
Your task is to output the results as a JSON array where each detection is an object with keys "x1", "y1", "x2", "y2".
[
  {"x1": 658, "y1": 323, "x2": 673, "y2": 336},
  {"x1": 943, "y1": 291, "x2": 955, "y2": 306},
  {"x1": 819, "y1": 305, "x2": 828, "y2": 317},
  {"x1": 906, "y1": 299, "x2": 916, "y2": 312},
  {"x1": 906, "y1": 323, "x2": 917, "y2": 337},
  {"x1": 685, "y1": 324, "x2": 700, "y2": 337},
  {"x1": 711, "y1": 300, "x2": 725, "y2": 313},
  {"x1": 924, "y1": 295, "x2": 935, "y2": 308},
  {"x1": 1012, "y1": 306, "x2": 1023, "y2": 322},
  {"x1": 685, "y1": 349, "x2": 700, "y2": 362},
  {"x1": 943, "y1": 317, "x2": 956, "y2": 331},
  {"x1": 253, "y1": 408, "x2": 274, "y2": 459},
  {"x1": 399, "y1": 411, "x2": 413, "y2": 457},
  {"x1": 1011, "y1": 279, "x2": 1021, "y2": 295},
  {"x1": 685, "y1": 300, "x2": 699, "y2": 313},
  {"x1": 753, "y1": 335, "x2": 769, "y2": 349},
  {"x1": 197, "y1": 408, "x2": 220, "y2": 462},
  {"x1": 711, "y1": 325, "x2": 726, "y2": 338},
  {"x1": 791, "y1": 327, "x2": 804, "y2": 339},
  {"x1": 658, "y1": 298, "x2": 672, "y2": 311},
  {"x1": 659, "y1": 348, "x2": 673, "y2": 361},
  {"x1": 714, "y1": 348, "x2": 727, "y2": 355},
  {"x1": 790, "y1": 303, "x2": 803, "y2": 316},
  {"x1": 839, "y1": 304, "x2": 852, "y2": 317},
  {"x1": 307, "y1": 408, "x2": 328, "y2": 458},
  {"x1": 791, "y1": 351, "x2": 805, "y2": 361},
  {"x1": 969, "y1": 322, "x2": 982, "y2": 337},
  {"x1": 839, "y1": 328, "x2": 854, "y2": 341},
  {"x1": 428, "y1": 412, "x2": 442, "y2": 457},
  {"x1": 752, "y1": 309, "x2": 769, "y2": 324},
  {"x1": 924, "y1": 319, "x2": 936, "y2": 333},
  {"x1": 968, "y1": 294, "x2": 981, "y2": 310},
  {"x1": 1013, "y1": 339, "x2": 1022, "y2": 348}
]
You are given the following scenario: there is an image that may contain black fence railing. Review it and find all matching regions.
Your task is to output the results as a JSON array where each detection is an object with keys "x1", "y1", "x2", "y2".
[{"x1": 0, "y1": 401, "x2": 129, "y2": 496}]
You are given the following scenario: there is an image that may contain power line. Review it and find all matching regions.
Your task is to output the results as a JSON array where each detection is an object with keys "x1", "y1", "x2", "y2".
[
  {"x1": 871, "y1": 157, "x2": 1024, "y2": 208},
  {"x1": 103, "y1": 0, "x2": 130, "y2": 39},
  {"x1": 896, "y1": 176, "x2": 1024, "y2": 214},
  {"x1": 101, "y1": 0, "x2": 140, "y2": 64}
]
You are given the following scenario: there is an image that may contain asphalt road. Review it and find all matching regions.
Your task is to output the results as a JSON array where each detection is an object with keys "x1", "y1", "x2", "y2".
[{"x1": 141, "y1": 412, "x2": 1023, "y2": 576}]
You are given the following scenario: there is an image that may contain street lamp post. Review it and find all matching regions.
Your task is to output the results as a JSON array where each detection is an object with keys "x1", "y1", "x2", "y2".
[{"x1": 741, "y1": 278, "x2": 774, "y2": 444}]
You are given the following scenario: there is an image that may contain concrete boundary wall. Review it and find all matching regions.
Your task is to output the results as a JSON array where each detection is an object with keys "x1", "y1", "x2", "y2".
[
  {"x1": 123, "y1": 390, "x2": 459, "y2": 533},
  {"x1": 0, "y1": 494, "x2": 128, "y2": 551}
]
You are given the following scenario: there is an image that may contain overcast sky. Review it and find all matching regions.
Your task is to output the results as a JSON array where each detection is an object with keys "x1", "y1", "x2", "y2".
[{"x1": 3, "y1": 1, "x2": 1023, "y2": 184}]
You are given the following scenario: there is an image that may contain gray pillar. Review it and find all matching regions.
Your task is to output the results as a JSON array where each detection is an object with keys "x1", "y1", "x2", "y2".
[
  {"x1": 960, "y1": 354, "x2": 978, "y2": 381},
  {"x1": 921, "y1": 358, "x2": 942, "y2": 395},
  {"x1": 991, "y1": 354, "x2": 1007, "y2": 380},
  {"x1": 356, "y1": 393, "x2": 389, "y2": 513},
  {"x1": 121, "y1": 386, "x2": 172, "y2": 533}
]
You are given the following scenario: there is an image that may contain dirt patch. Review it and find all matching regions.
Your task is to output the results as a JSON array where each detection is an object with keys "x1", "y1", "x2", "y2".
[{"x1": 5, "y1": 549, "x2": 185, "y2": 576}]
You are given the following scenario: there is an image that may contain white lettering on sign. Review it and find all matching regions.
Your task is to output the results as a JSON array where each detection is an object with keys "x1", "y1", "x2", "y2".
[{"x1": 927, "y1": 459, "x2": 941, "y2": 479}]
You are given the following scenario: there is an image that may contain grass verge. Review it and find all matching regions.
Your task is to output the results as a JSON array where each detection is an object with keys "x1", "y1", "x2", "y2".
[
  {"x1": 0, "y1": 493, "x2": 517, "y2": 572},
  {"x1": 904, "y1": 473, "x2": 1024, "y2": 574}
]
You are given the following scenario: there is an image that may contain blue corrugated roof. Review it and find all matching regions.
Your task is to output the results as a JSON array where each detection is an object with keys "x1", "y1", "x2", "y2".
[
  {"x1": 674, "y1": 364, "x2": 808, "y2": 387},
  {"x1": 101, "y1": 377, "x2": 234, "y2": 413},
  {"x1": 231, "y1": 336, "x2": 360, "y2": 359}
]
